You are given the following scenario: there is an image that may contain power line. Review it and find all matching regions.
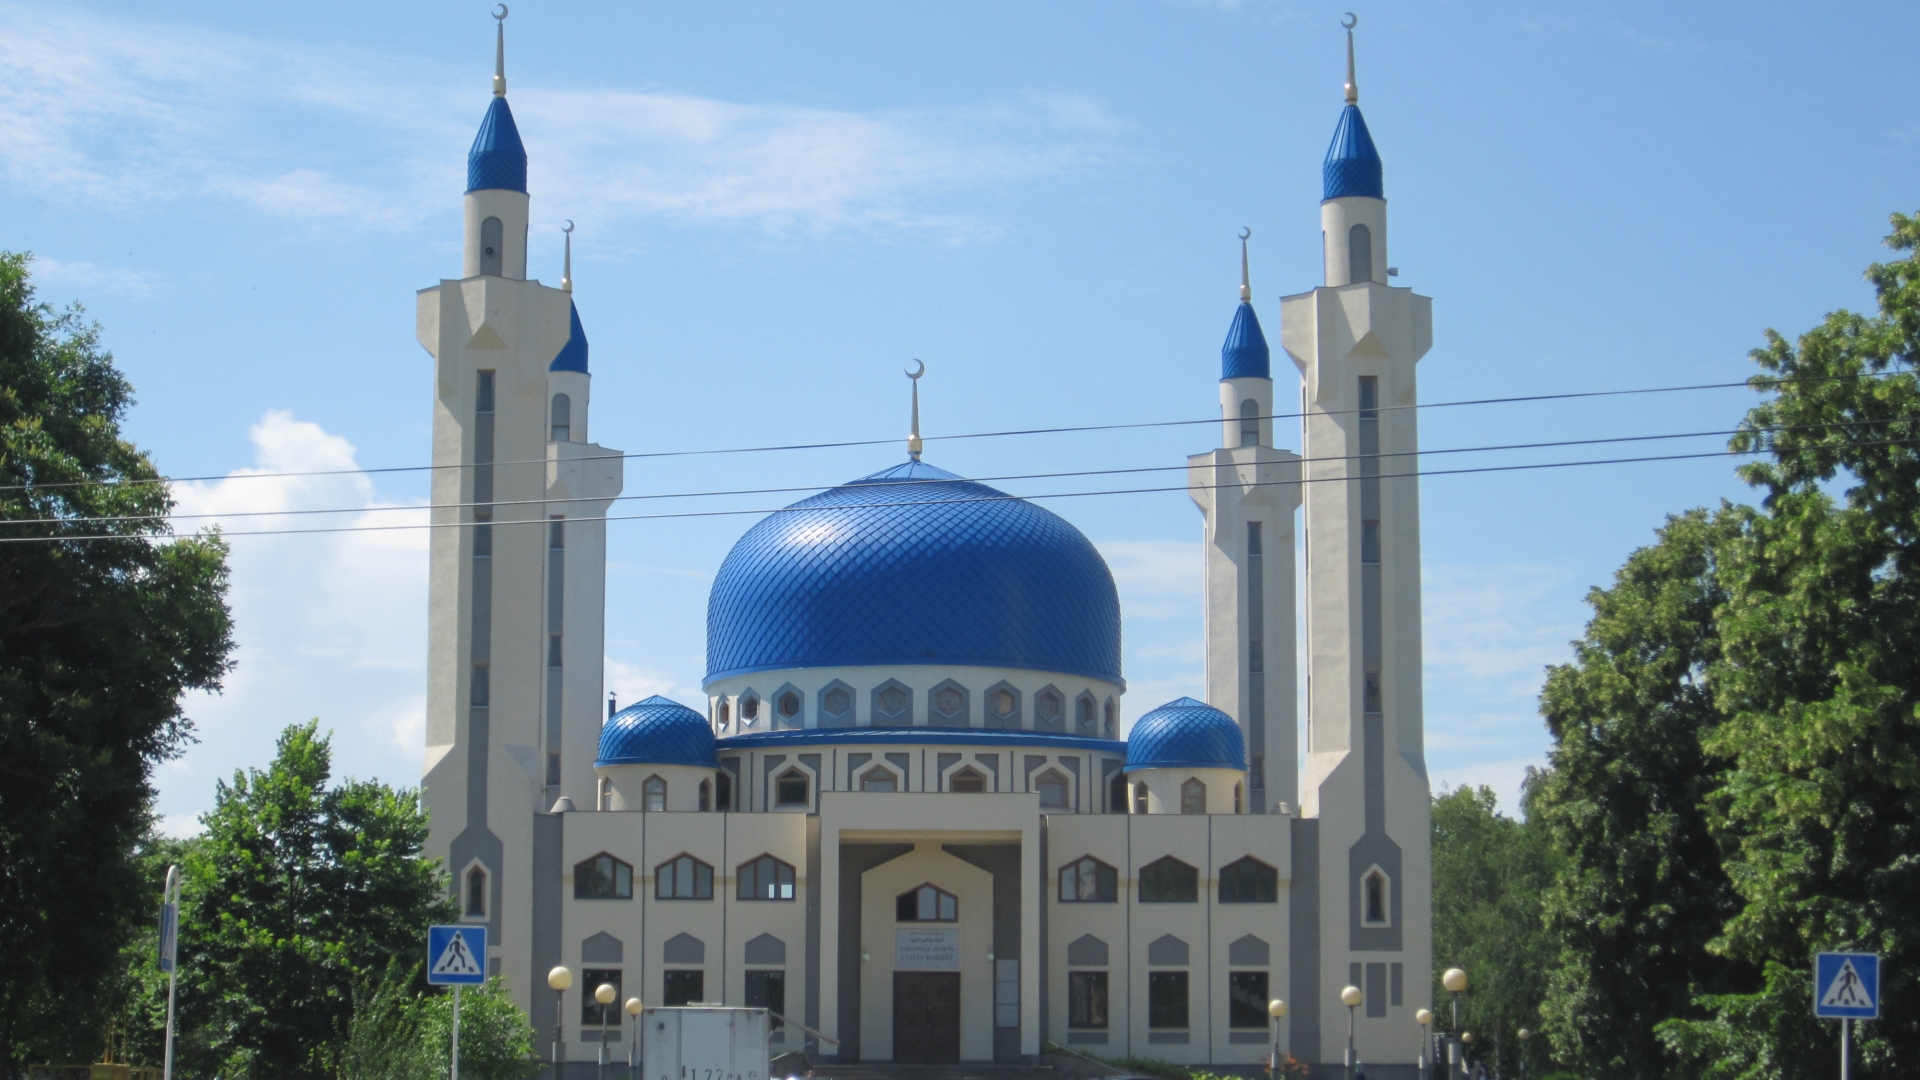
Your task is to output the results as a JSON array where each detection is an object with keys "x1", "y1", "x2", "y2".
[
  {"x1": 7, "y1": 434, "x2": 1917, "y2": 545},
  {"x1": 9, "y1": 414, "x2": 1914, "y2": 530},
  {"x1": 2, "y1": 368, "x2": 1906, "y2": 497}
]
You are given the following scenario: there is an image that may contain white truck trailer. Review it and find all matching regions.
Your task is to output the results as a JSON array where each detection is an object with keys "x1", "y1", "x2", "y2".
[{"x1": 639, "y1": 1007, "x2": 771, "y2": 1080}]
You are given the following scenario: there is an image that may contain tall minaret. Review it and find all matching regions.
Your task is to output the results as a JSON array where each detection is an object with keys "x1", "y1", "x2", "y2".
[
  {"x1": 418, "y1": 10, "x2": 624, "y2": 1015},
  {"x1": 1187, "y1": 232, "x2": 1302, "y2": 815},
  {"x1": 1280, "y1": 18, "x2": 1433, "y2": 1071}
]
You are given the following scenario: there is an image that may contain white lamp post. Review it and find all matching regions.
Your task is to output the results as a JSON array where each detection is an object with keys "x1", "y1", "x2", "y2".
[
  {"x1": 595, "y1": 983, "x2": 617, "y2": 1080},
  {"x1": 1340, "y1": 985, "x2": 1363, "y2": 1080},
  {"x1": 549, "y1": 965, "x2": 574, "y2": 1080},
  {"x1": 1416, "y1": 1008, "x2": 1434, "y2": 1080},
  {"x1": 625, "y1": 998, "x2": 643, "y2": 1080},
  {"x1": 1517, "y1": 1028, "x2": 1531, "y2": 1080},
  {"x1": 1267, "y1": 998, "x2": 1287, "y2": 1076},
  {"x1": 1441, "y1": 968, "x2": 1468, "y2": 1077}
]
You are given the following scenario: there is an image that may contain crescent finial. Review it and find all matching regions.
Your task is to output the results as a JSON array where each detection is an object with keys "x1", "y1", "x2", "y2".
[
  {"x1": 563, "y1": 220, "x2": 574, "y2": 234},
  {"x1": 906, "y1": 359, "x2": 926, "y2": 379},
  {"x1": 1239, "y1": 227, "x2": 1252, "y2": 241},
  {"x1": 1341, "y1": 12, "x2": 1357, "y2": 29},
  {"x1": 495, "y1": 4, "x2": 509, "y2": 21}
]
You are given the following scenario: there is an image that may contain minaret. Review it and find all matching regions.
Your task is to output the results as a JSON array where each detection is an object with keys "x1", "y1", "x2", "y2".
[
  {"x1": 417, "y1": 10, "x2": 624, "y2": 1027},
  {"x1": 1280, "y1": 17, "x2": 1433, "y2": 1071},
  {"x1": 1186, "y1": 231, "x2": 1303, "y2": 815}
]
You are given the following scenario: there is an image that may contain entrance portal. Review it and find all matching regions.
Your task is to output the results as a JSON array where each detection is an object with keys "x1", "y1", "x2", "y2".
[{"x1": 892, "y1": 972, "x2": 961, "y2": 1063}]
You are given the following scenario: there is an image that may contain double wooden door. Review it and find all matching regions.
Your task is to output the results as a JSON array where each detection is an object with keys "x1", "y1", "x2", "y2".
[{"x1": 893, "y1": 972, "x2": 961, "y2": 1063}]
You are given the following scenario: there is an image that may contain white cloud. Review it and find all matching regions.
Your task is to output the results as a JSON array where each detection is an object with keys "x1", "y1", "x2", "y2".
[
  {"x1": 605, "y1": 658, "x2": 702, "y2": 712},
  {"x1": 158, "y1": 811, "x2": 204, "y2": 839},
  {"x1": 0, "y1": 6, "x2": 1118, "y2": 239},
  {"x1": 160, "y1": 411, "x2": 429, "y2": 822},
  {"x1": 29, "y1": 257, "x2": 164, "y2": 298},
  {"x1": 1432, "y1": 759, "x2": 1545, "y2": 819}
]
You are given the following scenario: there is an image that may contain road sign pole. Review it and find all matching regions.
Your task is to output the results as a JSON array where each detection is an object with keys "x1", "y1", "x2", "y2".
[
  {"x1": 1841, "y1": 1016, "x2": 1849, "y2": 1080},
  {"x1": 452, "y1": 984, "x2": 462, "y2": 1080},
  {"x1": 160, "y1": 865, "x2": 180, "y2": 1080}
]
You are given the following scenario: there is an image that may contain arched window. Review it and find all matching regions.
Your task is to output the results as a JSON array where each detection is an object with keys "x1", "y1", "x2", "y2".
[
  {"x1": 1036, "y1": 769, "x2": 1070, "y2": 809},
  {"x1": 1348, "y1": 223, "x2": 1373, "y2": 285},
  {"x1": 739, "y1": 693, "x2": 760, "y2": 724},
  {"x1": 698, "y1": 779, "x2": 711, "y2": 812},
  {"x1": 1075, "y1": 693, "x2": 1097, "y2": 734},
  {"x1": 574, "y1": 853, "x2": 633, "y2": 900},
  {"x1": 550, "y1": 393, "x2": 571, "y2": 442},
  {"x1": 464, "y1": 864, "x2": 488, "y2": 917},
  {"x1": 597, "y1": 776, "x2": 612, "y2": 812},
  {"x1": 718, "y1": 700, "x2": 731, "y2": 727},
  {"x1": 1219, "y1": 856, "x2": 1279, "y2": 903},
  {"x1": 715, "y1": 771, "x2": 733, "y2": 811},
  {"x1": 1109, "y1": 773, "x2": 1128, "y2": 812},
  {"x1": 1234, "y1": 782, "x2": 1243, "y2": 814},
  {"x1": 1058, "y1": 856, "x2": 1118, "y2": 902},
  {"x1": 1133, "y1": 781, "x2": 1149, "y2": 815},
  {"x1": 860, "y1": 767, "x2": 898, "y2": 792},
  {"x1": 1035, "y1": 689, "x2": 1065, "y2": 733},
  {"x1": 481, "y1": 216, "x2": 504, "y2": 276},
  {"x1": 643, "y1": 776, "x2": 666, "y2": 812},
  {"x1": 896, "y1": 883, "x2": 958, "y2": 922},
  {"x1": 1363, "y1": 868, "x2": 1391, "y2": 925},
  {"x1": 1239, "y1": 398, "x2": 1260, "y2": 447},
  {"x1": 1181, "y1": 778, "x2": 1207, "y2": 815},
  {"x1": 738, "y1": 854, "x2": 797, "y2": 901},
  {"x1": 949, "y1": 767, "x2": 987, "y2": 793},
  {"x1": 1139, "y1": 856, "x2": 1199, "y2": 903},
  {"x1": 1103, "y1": 698, "x2": 1118, "y2": 739},
  {"x1": 655, "y1": 854, "x2": 714, "y2": 900},
  {"x1": 774, "y1": 768, "x2": 810, "y2": 807}
]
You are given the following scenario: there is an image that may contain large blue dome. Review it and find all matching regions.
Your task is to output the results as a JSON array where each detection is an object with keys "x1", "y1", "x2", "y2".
[
  {"x1": 596, "y1": 696, "x2": 717, "y2": 768},
  {"x1": 706, "y1": 460, "x2": 1122, "y2": 683},
  {"x1": 1125, "y1": 697, "x2": 1246, "y2": 771}
]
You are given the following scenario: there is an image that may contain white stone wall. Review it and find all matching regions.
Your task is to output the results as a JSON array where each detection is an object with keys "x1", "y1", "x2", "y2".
[{"x1": 707, "y1": 663, "x2": 1123, "y2": 740}]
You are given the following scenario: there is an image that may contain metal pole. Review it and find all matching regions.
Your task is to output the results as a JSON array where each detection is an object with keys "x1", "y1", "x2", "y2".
[
  {"x1": 452, "y1": 985, "x2": 462, "y2": 1080},
  {"x1": 1842, "y1": 1017, "x2": 1850, "y2": 1080},
  {"x1": 161, "y1": 866, "x2": 179, "y2": 1080},
  {"x1": 1347, "y1": 1005, "x2": 1356, "y2": 1080},
  {"x1": 1270, "y1": 1015, "x2": 1279, "y2": 1078},
  {"x1": 599, "y1": 1006, "x2": 607, "y2": 1080},
  {"x1": 554, "y1": 990, "x2": 566, "y2": 1080}
]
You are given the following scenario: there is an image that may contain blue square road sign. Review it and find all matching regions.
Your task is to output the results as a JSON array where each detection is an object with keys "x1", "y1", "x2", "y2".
[
  {"x1": 1814, "y1": 952, "x2": 1879, "y2": 1020},
  {"x1": 428, "y1": 925, "x2": 488, "y2": 986}
]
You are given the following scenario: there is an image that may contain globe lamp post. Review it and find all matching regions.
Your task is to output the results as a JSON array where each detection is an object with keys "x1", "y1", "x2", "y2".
[
  {"x1": 1266, "y1": 999, "x2": 1287, "y2": 1076},
  {"x1": 1441, "y1": 968, "x2": 1468, "y2": 1077},
  {"x1": 1340, "y1": 985, "x2": 1363, "y2": 1080},
  {"x1": 625, "y1": 998, "x2": 643, "y2": 1080},
  {"x1": 1460, "y1": 1031, "x2": 1474, "y2": 1078},
  {"x1": 595, "y1": 983, "x2": 617, "y2": 1080},
  {"x1": 1517, "y1": 1028, "x2": 1531, "y2": 1080},
  {"x1": 548, "y1": 966, "x2": 573, "y2": 1080},
  {"x1": 1415, "y1": 1009, "x2": 1434, "y2": 1080}
]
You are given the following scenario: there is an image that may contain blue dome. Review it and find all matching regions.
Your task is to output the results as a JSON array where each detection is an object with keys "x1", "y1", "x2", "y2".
[
  {"x1": 550, "y1": 300, "x2": 588, "y2": 373},
  {"x1": 467, "y1": 96, "x2": 528, "y2": 194},
  {"x1": 1323, "y1": 104, "x2": 1383, "y2": 201},
  {"x1": 596, "y1": 695, "x2": 717, "y2": 768},
  {"x1": 1221, "y1": 301, "x2": 1270, "y2": 380},
  {"x1": 706, "y1": 460, "x2": 1122, "y2": 683},
  {"x1": 1125, "y1": 697, "x2": 1246, "y2": 771}
]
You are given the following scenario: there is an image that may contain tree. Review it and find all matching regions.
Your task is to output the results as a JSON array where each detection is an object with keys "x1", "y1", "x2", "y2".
[
  {"x1": 176, "y1": 721, "x2": 456, "y2": 1080},
  {"x1": 0, "y1": 252, "x2": 234, "y2": 1077},
  {"x1": 1430, "y1": 784, "x2": 1564, "y2": 1077},
  {"x1": 1529, "y1": 509, "x2": 1749, "y2": 1079},
  {"x1": 339, "y1": 968, "x2": 540, "y2": 1080}
]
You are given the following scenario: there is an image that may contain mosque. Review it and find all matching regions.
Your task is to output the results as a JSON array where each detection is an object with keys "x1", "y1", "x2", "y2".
[{"x1": 419, "y1": 13, "x2": 1433, "y2": 1077}]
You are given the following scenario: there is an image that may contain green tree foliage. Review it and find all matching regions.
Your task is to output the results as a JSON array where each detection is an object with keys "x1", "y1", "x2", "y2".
[
  {"x1": 339, "y1": 969, "x2": 540, "y2": 1080},
  {"x1": 0, "y1": 252, "x2": 235, "y2": 1077},
  {"x1": 1430, "y1": 785, "x2": 1564, "y2": 1077},
  {"x1": 176, "y1": 721, "x2": 457, "y2": 1080}
]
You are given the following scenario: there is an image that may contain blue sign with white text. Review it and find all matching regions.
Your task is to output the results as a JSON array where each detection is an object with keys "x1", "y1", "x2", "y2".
[
  {"x1": 428, "y1": 925, "x2": 488, "y2": 986},
  {"x1": 1814, "y1": 952, "x2": 1879, "y2": 1019}
]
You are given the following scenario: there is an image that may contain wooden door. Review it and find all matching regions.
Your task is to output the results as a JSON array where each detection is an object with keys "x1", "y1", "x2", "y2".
[{"x1": 893, "y1": 972, "x2": 961, "y2": 1063}]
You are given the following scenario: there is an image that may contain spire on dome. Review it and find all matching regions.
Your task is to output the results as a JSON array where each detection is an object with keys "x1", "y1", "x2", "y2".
[
  {"x1": 1323, "y1": 15, "x2": 1383, "y2": 201},
  {"x1": 905, "y1": 360, "x2": 925, "y2": 460},
  {"x1": 561, "y1": 220, "x2": 574, "y2": 292},
  {"x1": 1222, "y1": 228, "x2": 1270, "y2": 379},
  {"x1": 467, "y1": 7, "x2": 528, "y2": 194},
  {"x1": 1238, "y1": 227, "x2": 1252, "y2": 303},
  {"x1": 550, "y1": 300, "x2": 589, "y2": 373}
]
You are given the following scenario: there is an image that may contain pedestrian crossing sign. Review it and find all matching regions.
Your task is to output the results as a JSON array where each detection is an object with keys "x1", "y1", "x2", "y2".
[
  {"x1": 1814, "y1": 952, "x2": 1879, "y2": 1019},
  {"x1": 428, "y1": 925, "x2": 488, "y2": 986}
]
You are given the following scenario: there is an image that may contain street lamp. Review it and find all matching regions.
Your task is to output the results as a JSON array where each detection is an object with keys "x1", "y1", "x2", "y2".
[
  {"x1": 1517, "y1": 1028, "x2": 1531, "y2": 1080},
  {"x1": 1460, "y1": 1031, "x2": 1474, "y2": 1078},
  {"x1": 1441, "y1": 968, "x2": 1468, "y2": 1077},
  {"x1": 595, "y1": 983, "x2": 617, "y2": 1080},
  {"x1": 1340, "y1": 985, "x2": 1363, "y2": 1080},
  {"x1": 549, "y1": 965, "x2": 574, "y2": 1080},
  {"x1": 625, "y1": 998, "x2": 643, "y2": 1080},
  {"x1": 1415, "y1": 1009, "x2": 1434, "y2": 1080},
  {"x1": 1267, "y1": 999, "x2": 1287, "y2": 1077}
]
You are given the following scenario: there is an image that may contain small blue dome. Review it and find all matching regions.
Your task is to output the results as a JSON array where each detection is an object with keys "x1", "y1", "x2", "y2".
[
  {"x1": 467, "y1": 96, "x2": 528, "y2": 194},
  {"x1": 596, "y1": 695, "x2": 717, "y2": 768},
  {"x1": 550, "y1": 300, "x2": 588, "y2": 373},
  {"x1": 1125, "y1": 697, "x2": 1246, "y2": 771},
  {"x1": 1323, "y1": 104, "x2": 1383, "y2": 201},
  {"x1": 1221, "y1": 301, "x2": 1270, "y2": 380},
  {"x1": 706, "y1": 460, "x2": 1122, "y2": 683}
]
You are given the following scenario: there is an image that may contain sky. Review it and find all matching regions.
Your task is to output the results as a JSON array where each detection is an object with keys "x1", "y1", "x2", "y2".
[{"x1": 3, "y1": 0, "x2": 1915, "y2": 833}]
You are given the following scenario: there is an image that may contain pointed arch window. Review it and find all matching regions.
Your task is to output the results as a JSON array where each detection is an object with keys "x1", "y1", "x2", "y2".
[
  {"x1": 1348, "y1": 223, "x2": 1373, "y2": 285},
  {"x1": 1103, "y1": 698, "x2": 1118, "y2": 739},
  {"x1": 860, "y1": 767, "x2": 898, "y2": 792},
  {"x1": 739, "y1": 854, "x2": 797, "y2": 901},
  {"x1": 1075, "y1": 692, "x2": 1098, "y2": 734},
  {"x1": 1058, "y1": 856, "x2": 1118, "y2": 902},
  {"x1": 481, "y1": 216, "x2": 504, "y2": 276},
  {"x1": 739, "y1": 692, "x2": 760, "y2": 725},
  {"x1": 1139, "y1": 856, "x2": 1199, "y2": 903},
  {"x1": 1035, "y1": 769, "x2": 1070, "y2": 809},
  {"x1": 643, "y1": 776, "x2": 666, "y2": 812},
  {"x1": 550, "y1": 393, "x2": 571, "y2": 442},
  {"x1": 1133, "y1": 781, "x2": 1149, "y2": 815},
  {"x1": 776, "y1": 689, "x2": 802, "y2": 727},
  {"x1": 574, "y1": 853, "x2": 633, "y2": 900},
  {"x1": 698, "y1": 779, "x2": 712, "y2": 812},
  {"x1": 774, "y1": 768, "x2": 810, "y2": 808},
  {"x1": 1362, "y1": 867, "x2": 1391, "y2": 926},
  {"x1": 1219, "y1": 856, "x2": 1279, "y2": 903},
  {"x1": 1035, "y1": 688, "x2": 1065, "y2": 733},
  {"x1": 1180, "y1": 778, "x2": 1207, "y2": 815},
  {"x1": 895, "y1": 883, "x2": 958, "y2": 922},
  {"x1": 948, "y1": 767, "x2": 987, "y2": 793},
  {"x1": 655, "y1": 854, "x2": 714, "y2": 900},
  {"x1": 1239, "y1": 398, "x2": 1259, "y2": 447},
  {"x1": 464, "y1": 864, "x2": 488, "y2": 917}
]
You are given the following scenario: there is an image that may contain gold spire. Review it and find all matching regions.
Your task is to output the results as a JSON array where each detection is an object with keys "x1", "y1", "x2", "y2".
[
  {"x1": 906, "y1": 360, "x2": 926, "y2": 460},
  {"x1": 1239, "y1": 227, "x2": 1252, "y2": 303},
  {"x1": 492, "y1": 4, "x2": 509, "y2": 96},
  {"x1": 561, "y1": 220, "x2": 574, "y2": 292},
  {"x1": 1343, "y1": 12, "x2": 1359, "y2": 105}
]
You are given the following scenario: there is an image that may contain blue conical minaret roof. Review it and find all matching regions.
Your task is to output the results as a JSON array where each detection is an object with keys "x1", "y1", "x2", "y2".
[
  {"x1": 550, "y1": 300, "x2": 589, "y2": 372},
  {"x1": 1323, "y1": 104, "x2": 1382, "y2": 201},
  {"x1": 1221, "y1": 302, "x2": 1270, "y2": 380},
  {"x1": 467, "y1": 96, "x2": 528, "y2": 194}
]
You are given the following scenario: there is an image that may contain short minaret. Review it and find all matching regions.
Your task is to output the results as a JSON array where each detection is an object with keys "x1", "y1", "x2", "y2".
[
  {"x1": 1187, "y1": 231, "x2": 1303, "y2": 815},
  {"x1": 418, "y1": 9, "x2": 624, "y2": 1033},
  {"x1": 1279, "y1": 17, "x2": 1433, "y2": 1071}
]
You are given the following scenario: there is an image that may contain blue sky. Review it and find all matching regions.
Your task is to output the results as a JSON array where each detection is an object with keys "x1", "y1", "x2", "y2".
[{"x1": 4, "y1": 0, "x2": 1915, "y2": 830}]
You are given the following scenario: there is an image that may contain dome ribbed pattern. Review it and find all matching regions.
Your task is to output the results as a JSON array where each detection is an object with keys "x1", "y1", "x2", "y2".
[
  {"x1": 1125, "y1": 697, "x2": 1246, "y2": 771},
  {"x1": 466, "y1": 97, "x2": 528, "y2": 194},
  {"x1": 596, "y1": 695, "x2": 717, "y2": 768},
  {"x1": 550, "y1": 300, "x2": 589, "y2": 373},
  {"x1": 1221, "y1": 301, "x2": 1271, "y2": 380},
  {"x1": 1323, "y1": 104, "x2": 1383, "y2": 201},
  {"x1": 706, "y1": 460, "x2": 1123, "y2": 683}
]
